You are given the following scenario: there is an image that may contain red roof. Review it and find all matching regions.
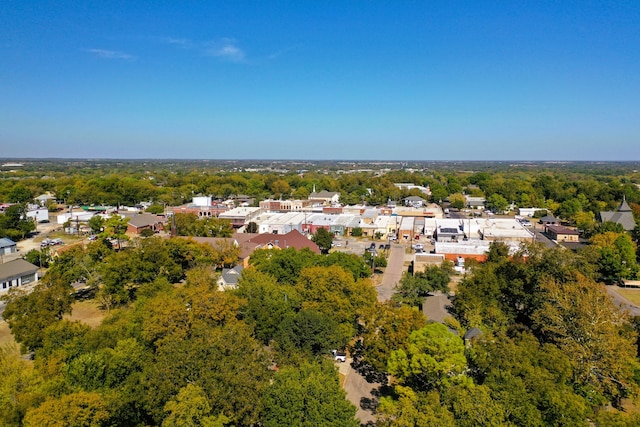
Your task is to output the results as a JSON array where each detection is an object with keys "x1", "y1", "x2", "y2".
[{"x1": 244, "y1": 229, "x2": 321, "y2": 254}]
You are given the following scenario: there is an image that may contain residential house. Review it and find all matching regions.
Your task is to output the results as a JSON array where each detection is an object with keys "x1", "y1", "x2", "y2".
[
  {"x1": 539, "y1": 215, "x2": 561, "y2": 227},
  {"x1": 126, "y1": 214, "x2": 166, "y2": 235},
  {"x1": 403, "y1": 196, "x2": 426, "y2": 208},
  {"x1": 217, "y1": 265, "x2": 244, "y2": 291},
  {"x1": 465, "y1": 196, "x2": 486, "y2": 210},
  {"x1": 0, "y1": 259, "x2": 39, "y2": 294},
  {"x1": 35, "y1": 192, "x2": 56, "y2": 206}
]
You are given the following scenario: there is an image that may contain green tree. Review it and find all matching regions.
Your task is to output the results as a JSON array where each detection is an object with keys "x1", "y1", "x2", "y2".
[
  {"x1": 249, "y1": 247, "x2": 318, "y2": 285},
  {"x1": 485, "y1": 194, "x2": 509, "y2": 214},
  {"x1": 469, "y1": 331, "x2": 588, "y2": 426},
  {"x1": 275, "y1": 309, "x2": 341, "y2": 356},
  {"x1": 162, "y1": 383, "x2": 230, "y2": 427},
  {"x1": 448, "y1": 193, "x2": 466, "y2": 210},
  {"x1": 532, "y1": 273, "x2": 639, "y2": 406},
  {"x1": 377, "y1": 387, "x2": 455, "y2": 427},
  {"x1": 23, "y1": 392, "x2": 110, "y2": 427},
  {"x1": 145, "y1": 204, "x2": 165, "y2": 214},
  {"x1": 295, "y1": 265, "x2": 377, "y2": 345},
  {"x1": 235, "y1": 269, "x2": 301, "y2": 345},
  {"x1": 0, "y1": 346, "x2": 43, "y2": 426},
  {"x1": 388, "y1": 323, "x2": 467, "y2": 392},
  {"x1": 393, "y1": 264, "x2": 452, "y2": 307},
  {"x1": 0, "y1": 204, "x2": 35, "y2": 240},
  {"x1": 355, "y1": 301, "x2": 427, "y2": 373},
  {"x1": 8, "y1": 185, "x2": 33, "y2": 203},
  {"x1": 2, "y1": 282, "x2": 74, "y2": 352},
  {"x1": 312, "y1": 228, "x2": 333, "y2": 254},
  {"x1": 102, "y1": 214, "x2": 129, "y2": 243},
  {"x1": 444, "y1": 383, "x2": 510, "y2": 427},
  {"x1": 261, "y1": 361, "x2": 358, "y2": 427},
  {"x1": 585, "y1": 231, "x2": 638, "y2": 279},
  {"x1": 88, "y1": 215, "x2": 105, "y2": 234}
]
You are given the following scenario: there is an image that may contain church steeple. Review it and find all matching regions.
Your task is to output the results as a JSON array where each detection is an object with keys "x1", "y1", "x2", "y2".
[{"x1": 618, "y1": 195, "x2": 632, "y2": 212}]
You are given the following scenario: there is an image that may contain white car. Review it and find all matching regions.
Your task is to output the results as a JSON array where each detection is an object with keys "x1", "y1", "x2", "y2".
[{"x1": 332, "y1": 350, "x2": 347, "y2": 363}]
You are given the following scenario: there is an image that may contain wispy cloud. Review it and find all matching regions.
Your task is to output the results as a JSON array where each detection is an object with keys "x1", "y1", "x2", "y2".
[
  {"x1": 204, "y1": 38, "x2": 245, "y2": 63},
  {"x1": 162, "y1": 37, "x2": 193, "y2": 49},
  {"x1": 85, "y1": 49, "x2": 136, "y2": 60}
]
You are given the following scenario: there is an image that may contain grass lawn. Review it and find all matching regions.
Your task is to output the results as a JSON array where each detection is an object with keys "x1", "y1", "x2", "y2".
[
  {"x1": 614, "y1": 288, "x2": 640, "y2": 306},
  {"x1": 65, "y1": 300, "x2": 106, "y2": 328},
  {"x1": 0, "y1": 320, "x2": 17, "y2": 349}
]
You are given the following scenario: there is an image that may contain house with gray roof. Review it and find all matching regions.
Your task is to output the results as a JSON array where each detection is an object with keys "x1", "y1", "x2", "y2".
[
  {"x1": 0, "y1": 259, "x2": 39, "y2": 293},
  {"x1": 600, "y1": 197, "x2": 636, "y2": 231},
  {"x1": 126, "y1": 214, "x2": 166, "y2": 235},
  {"x1": 403, "y1": 196, "x2": 426, "y2": 208},
  {"x1": 217, "y1": 265, "x2": 244, "y2": 291}
]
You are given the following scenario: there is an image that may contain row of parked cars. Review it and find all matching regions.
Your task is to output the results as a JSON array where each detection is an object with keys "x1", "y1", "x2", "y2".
[{"x1": 40, "y1": 238, "x2": 63, "y2": 247}]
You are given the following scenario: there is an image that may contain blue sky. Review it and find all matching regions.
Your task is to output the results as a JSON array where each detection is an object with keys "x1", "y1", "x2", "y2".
[{"x1": 1, "y1": 1, "x2": 639, "y2": 160}]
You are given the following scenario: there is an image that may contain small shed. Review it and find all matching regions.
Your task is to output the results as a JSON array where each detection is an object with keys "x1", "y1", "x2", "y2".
[{"x1": 0, "y1": 238, "x2": 18, "y2": 256}]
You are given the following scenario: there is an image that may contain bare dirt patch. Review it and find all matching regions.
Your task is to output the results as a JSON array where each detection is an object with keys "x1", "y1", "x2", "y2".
[{"x1": 65, "y1": 300, "x2": 106, "y2": 328}]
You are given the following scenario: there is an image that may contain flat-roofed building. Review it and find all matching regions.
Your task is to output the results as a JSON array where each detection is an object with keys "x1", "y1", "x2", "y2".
[
  {"x1": 219, "y1": 207, "x2": 263, "y2": 229},
  {"x1": 0, "y1": 259, "x2": 39, "y2": 294},
  {"x1": 434, "y1": 240, "x2": 521, "y2": 263}
]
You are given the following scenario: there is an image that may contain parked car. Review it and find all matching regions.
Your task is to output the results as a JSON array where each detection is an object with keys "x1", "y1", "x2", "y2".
[{"x1": 331, "y1": 350, "x2": 347, "y2": 363}]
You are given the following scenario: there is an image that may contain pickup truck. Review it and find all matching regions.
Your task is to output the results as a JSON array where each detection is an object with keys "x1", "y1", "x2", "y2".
[{"x1": 331, "y1": 349, "x2": 347, "y2": 363}]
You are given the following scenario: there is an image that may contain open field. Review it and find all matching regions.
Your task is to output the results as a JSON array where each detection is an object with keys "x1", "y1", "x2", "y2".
[
  {"x1": 65, "y1": 300, "x2": 106, "y2": 328},
  {"x1": 0, "y1": 320, "x2": 17, "y2": 348},
  {"x1": 0, "y1": 299, "x2": 105, "y2": 350},
  {"x1": 615, "y1": 288, "x2": 640, "y2": 306}
]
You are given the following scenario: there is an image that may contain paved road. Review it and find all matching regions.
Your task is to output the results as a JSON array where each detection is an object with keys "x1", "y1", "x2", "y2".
[
  {"x1": 337, "y1": 358, "x2": 378, "y2": 425},
  {"x1": 531, "y1": 228, "x2": 556, "y2": 248},
  {"x1": 377, "y1": 244, "x2": 406, "y2": 302}
]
